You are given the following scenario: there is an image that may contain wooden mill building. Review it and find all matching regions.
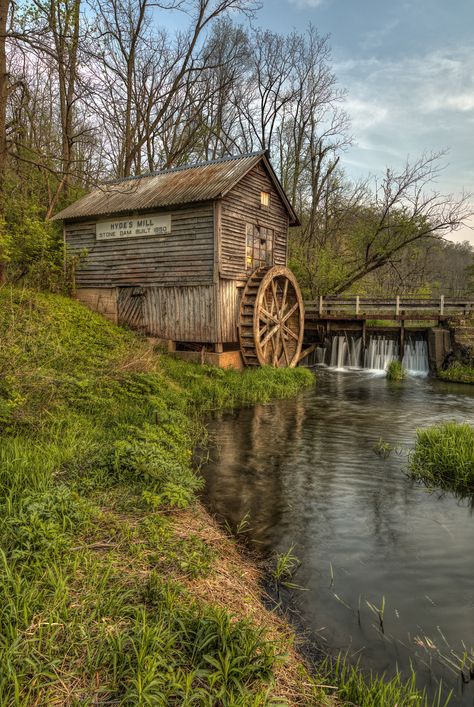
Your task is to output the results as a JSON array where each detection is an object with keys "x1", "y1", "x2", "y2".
[{"x1": 53, "y1": 152, "x2": 305, "y2": 368}]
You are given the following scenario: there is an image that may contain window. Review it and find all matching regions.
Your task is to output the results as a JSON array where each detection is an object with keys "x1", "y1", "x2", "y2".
[
  {"x1": 260, "y1": 191, "x2": 270, "y2": 207},
  {"x1": 246, "y1": 224, "x2": 273, "y2": 269}
]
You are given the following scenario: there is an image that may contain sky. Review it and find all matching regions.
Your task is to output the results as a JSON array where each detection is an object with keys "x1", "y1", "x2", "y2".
[{"x1": 255, "y1": 0, "x2": 474, "y2": 242}]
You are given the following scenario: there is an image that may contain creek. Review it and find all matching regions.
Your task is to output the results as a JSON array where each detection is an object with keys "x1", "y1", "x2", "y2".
[{"x1": 201, "y1": 369, "x2": 474, "y2": 704}]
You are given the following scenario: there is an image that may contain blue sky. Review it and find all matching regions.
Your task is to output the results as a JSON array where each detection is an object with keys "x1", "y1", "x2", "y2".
[{"x1": 257, "y1": 0, "x2": 474, "y2": 241}]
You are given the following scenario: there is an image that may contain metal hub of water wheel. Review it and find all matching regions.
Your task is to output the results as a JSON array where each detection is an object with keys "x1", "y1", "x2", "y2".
[{"x1": 239, "y1": 265, "x2": 305, "y2": 367}]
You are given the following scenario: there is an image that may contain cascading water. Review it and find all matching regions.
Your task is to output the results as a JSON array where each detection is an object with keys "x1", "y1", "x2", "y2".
[
  {"x1": 364, "y1": 336, "x2": 398, "y2": 370},
  {"x1": 402, "y1": 338, "x2": 429, "y2": 375},
  {"x1": 308, "y1": 333, "x2": 429, "y2": 376}
]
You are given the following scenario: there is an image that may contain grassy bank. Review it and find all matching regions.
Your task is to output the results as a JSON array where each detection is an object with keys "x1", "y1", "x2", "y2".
[
  {"x1": 438, "y1": 362, "x2": 474, "y2": 384},
  {"x1": 0, "y1": 286, "x2": 317, "y2": 705},
  {"x1": 0, "y1": 287, "x2": 448, "y2": 705},
  {"x1": 409, "y1": 421, "x2": 474, "y2": 494}
]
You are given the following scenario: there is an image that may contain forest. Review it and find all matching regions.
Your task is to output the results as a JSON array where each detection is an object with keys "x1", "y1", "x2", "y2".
[{"x1": 0, "y1": 0, "x2": 472, "y2": 296}]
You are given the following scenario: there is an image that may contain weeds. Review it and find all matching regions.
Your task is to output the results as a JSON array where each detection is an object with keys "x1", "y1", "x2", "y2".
[{"x1": 373, "y1": 437, "x2": 393, "y2": 459}]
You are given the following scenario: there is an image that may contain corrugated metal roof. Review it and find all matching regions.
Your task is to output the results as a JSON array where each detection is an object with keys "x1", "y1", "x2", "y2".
[
  {"x1": 52, "y1": 152, "x2": 299, "y2": 225},
  {"x1": 53, "y1": 152, "x2": 266, "y2": 220}
]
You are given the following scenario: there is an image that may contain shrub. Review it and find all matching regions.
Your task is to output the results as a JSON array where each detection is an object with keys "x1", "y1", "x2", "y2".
[{"x1": 409, "y1": 422, "x2": 474, "y2": 493}]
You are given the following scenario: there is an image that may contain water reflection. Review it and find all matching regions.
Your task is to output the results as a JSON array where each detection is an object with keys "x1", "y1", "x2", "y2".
[{"x1": 201, "y1": 371, "x2": 474, "y2": 704}]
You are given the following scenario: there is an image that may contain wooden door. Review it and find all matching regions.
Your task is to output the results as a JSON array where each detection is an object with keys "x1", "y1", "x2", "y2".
[{"x1": 117, "y1": 287, "x2": 147, "y2": 331}]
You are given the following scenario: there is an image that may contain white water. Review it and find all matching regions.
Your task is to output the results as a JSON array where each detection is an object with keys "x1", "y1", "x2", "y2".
[
  {"x1": 402, "y1": 338, "x2": 430, "y2": 376},
  {"x1": 315, "y1": 334, "x2": 429, "y2": 376}
]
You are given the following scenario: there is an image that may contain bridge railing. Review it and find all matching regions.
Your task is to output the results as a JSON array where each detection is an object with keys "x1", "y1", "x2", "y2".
[{"x1": 305, "y1": 295, "x2": 474, "y2": 318}]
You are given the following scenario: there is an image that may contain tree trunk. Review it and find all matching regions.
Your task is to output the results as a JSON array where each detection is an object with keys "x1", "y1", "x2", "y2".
[{"x1": 0, "y1": 0, "x2": 9, "y2": 283}]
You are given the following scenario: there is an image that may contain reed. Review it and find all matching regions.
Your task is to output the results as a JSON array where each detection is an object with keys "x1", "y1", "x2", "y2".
[
  {"x1": 318, "y1": 654, "x2": 452, "y2": 707},
  {"x1": 409, "y1": 421, "x2": 474, "y2": 493}
]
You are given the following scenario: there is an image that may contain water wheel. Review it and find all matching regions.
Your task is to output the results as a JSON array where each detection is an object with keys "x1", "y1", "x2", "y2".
[{"x1": 239, "y1": 266, "x2": 305, "y2": 367}]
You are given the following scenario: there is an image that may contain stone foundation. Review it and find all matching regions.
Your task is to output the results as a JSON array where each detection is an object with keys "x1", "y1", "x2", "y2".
[
  {"x1": 171, "y1": 349, "x2": 244, "y2": 370},
  {"x1": 76, "y1": 288, "x2": 118, "y2": 323}
]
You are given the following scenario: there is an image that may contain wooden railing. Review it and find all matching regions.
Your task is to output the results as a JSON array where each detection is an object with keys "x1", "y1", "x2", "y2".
[{"x1": 305, "y1": 295, "x2": 474, "y2": 319}]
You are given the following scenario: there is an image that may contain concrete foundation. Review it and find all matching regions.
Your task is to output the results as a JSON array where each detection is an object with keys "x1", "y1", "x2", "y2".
[{"x1": 427, "y1": 328, "x2": 452, "y2": 372}]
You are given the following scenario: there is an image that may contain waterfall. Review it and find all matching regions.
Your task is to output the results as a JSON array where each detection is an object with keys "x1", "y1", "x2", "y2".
[
  {"x1": 308, "y1": 333, "x2": 429, "y2": 375},
  {"x1": 402, "y1": 338, "x2": 429, "y2": 375},
  {"x1": 329, "y1": 335, "x2": 362, "y2": 369},
  {"x1": 365, "y1": 336, "x2": 398, "y2": 371}
]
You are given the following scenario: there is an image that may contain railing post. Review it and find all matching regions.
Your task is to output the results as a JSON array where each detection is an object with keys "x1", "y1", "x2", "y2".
[
  {"x1": 440, "y1": 295, "x2": 445, "y2": 316},
  {"x1": 355, "y1": 295, "x2": 360, "y2": 315},
  {"x1": 396, "y1": 296, "x2": 400, "y2": 317},
  {"x1": 319, "y1": 295, "x2": 324, "y2": 315}
]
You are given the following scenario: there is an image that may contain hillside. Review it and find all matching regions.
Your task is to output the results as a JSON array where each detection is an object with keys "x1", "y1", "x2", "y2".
[{"x1": 0, "y1": 287, "x2": 321, "y2": 705}]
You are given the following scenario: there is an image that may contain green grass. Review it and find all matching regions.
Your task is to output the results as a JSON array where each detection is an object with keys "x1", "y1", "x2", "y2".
[
  {"x1": 319, "y1": 655, "x2": 451, "y2": 707},
  {"x1": 438, "y1": 362, "x2": 474, "y2": 384},
  {"x1": 0, "y1": 286, "x2": 314, "y2": 705},
  {"x1": 409, "y1": 421, "x2": 474, "y2": 494},
  {"x1": 386, "y1": 360, "x2": 406, "y2": 381}
]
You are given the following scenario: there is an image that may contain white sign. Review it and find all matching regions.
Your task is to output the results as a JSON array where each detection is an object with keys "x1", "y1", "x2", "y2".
[{"x1": 96, "y1": 213, "x2": 171, "y2": 241}]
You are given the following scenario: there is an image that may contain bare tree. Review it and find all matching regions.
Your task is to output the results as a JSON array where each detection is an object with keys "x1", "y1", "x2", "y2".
[{"x1": 331, "y1": 153, "x2": 473, "y2": 294}]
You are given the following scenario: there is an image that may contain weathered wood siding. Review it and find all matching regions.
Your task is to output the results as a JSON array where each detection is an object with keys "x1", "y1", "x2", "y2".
[
  {"x1": 145, "y1": 286, "x2": 218, "y2": 341},
  {"x1": 65, "y1": 203, "x2": 214, "y2": 287},
  {"x1": 217, "y1": 279, "x2": 245, "y2": 342},
  {"x1": 219, "y1": 163, "x2": 289, "y2": 281}
]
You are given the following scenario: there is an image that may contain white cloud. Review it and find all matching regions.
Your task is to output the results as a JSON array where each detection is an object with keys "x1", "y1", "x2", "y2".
[
  {"x1": 336, "y1": 46, "x2": 474, "y2": 194},
  {"x1": 360, "y1": 19, "x2": 400, "y2": 50},
  {"x1": 288, "y1": 0, "x2": 325, "y2": 8}
]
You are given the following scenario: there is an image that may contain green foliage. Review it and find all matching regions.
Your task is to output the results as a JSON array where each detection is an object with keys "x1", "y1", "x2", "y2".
[
  {"x1": 409, "y1": 422, "x2": 474, "y2": 494},
  {"x1": 2, "y1": 171, "x2": 67, "y2": 291},
  {"x1": 386, "y1": 360, "x2": 406, "y2": 381},
  {"x1": 439, "y1": 362, "x2": 474, "y2": 384}
]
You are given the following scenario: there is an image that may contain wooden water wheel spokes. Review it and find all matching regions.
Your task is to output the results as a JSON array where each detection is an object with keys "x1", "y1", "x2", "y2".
[{"x1": 239, "y1": 265, "x2": 305, "y2": 367}]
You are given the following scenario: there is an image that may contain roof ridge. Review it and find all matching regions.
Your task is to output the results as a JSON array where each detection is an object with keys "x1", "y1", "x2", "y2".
[{"x1": 103, "y1": 151, "x2": 266, "y2": 187}]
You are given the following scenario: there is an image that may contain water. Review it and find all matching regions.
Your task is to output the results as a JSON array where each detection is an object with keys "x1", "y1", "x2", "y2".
[
  {"x1": 201, "y1": 371, "x2": 474, "y2": 703},
  {"x1": 314, "y1": 333, "x2": 429, "y2": 374}
]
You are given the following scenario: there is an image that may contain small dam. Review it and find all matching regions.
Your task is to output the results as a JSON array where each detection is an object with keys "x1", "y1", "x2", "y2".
[
  {"x1": 309, "y1": 332, "x2": 429, "y2": 374},
  {"x1": 301, "y1": 294, "x2": 474, "y2": 374}
]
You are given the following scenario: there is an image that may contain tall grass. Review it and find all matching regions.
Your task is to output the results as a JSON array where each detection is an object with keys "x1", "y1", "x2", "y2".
[{"x1": 409, "y1": 421, "x2": 474, "y2": 493}]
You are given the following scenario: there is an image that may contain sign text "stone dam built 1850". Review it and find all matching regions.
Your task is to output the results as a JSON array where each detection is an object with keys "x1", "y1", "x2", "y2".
[{"x1": 96, "y1": 213, "x2": 172, "y2": 240}]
